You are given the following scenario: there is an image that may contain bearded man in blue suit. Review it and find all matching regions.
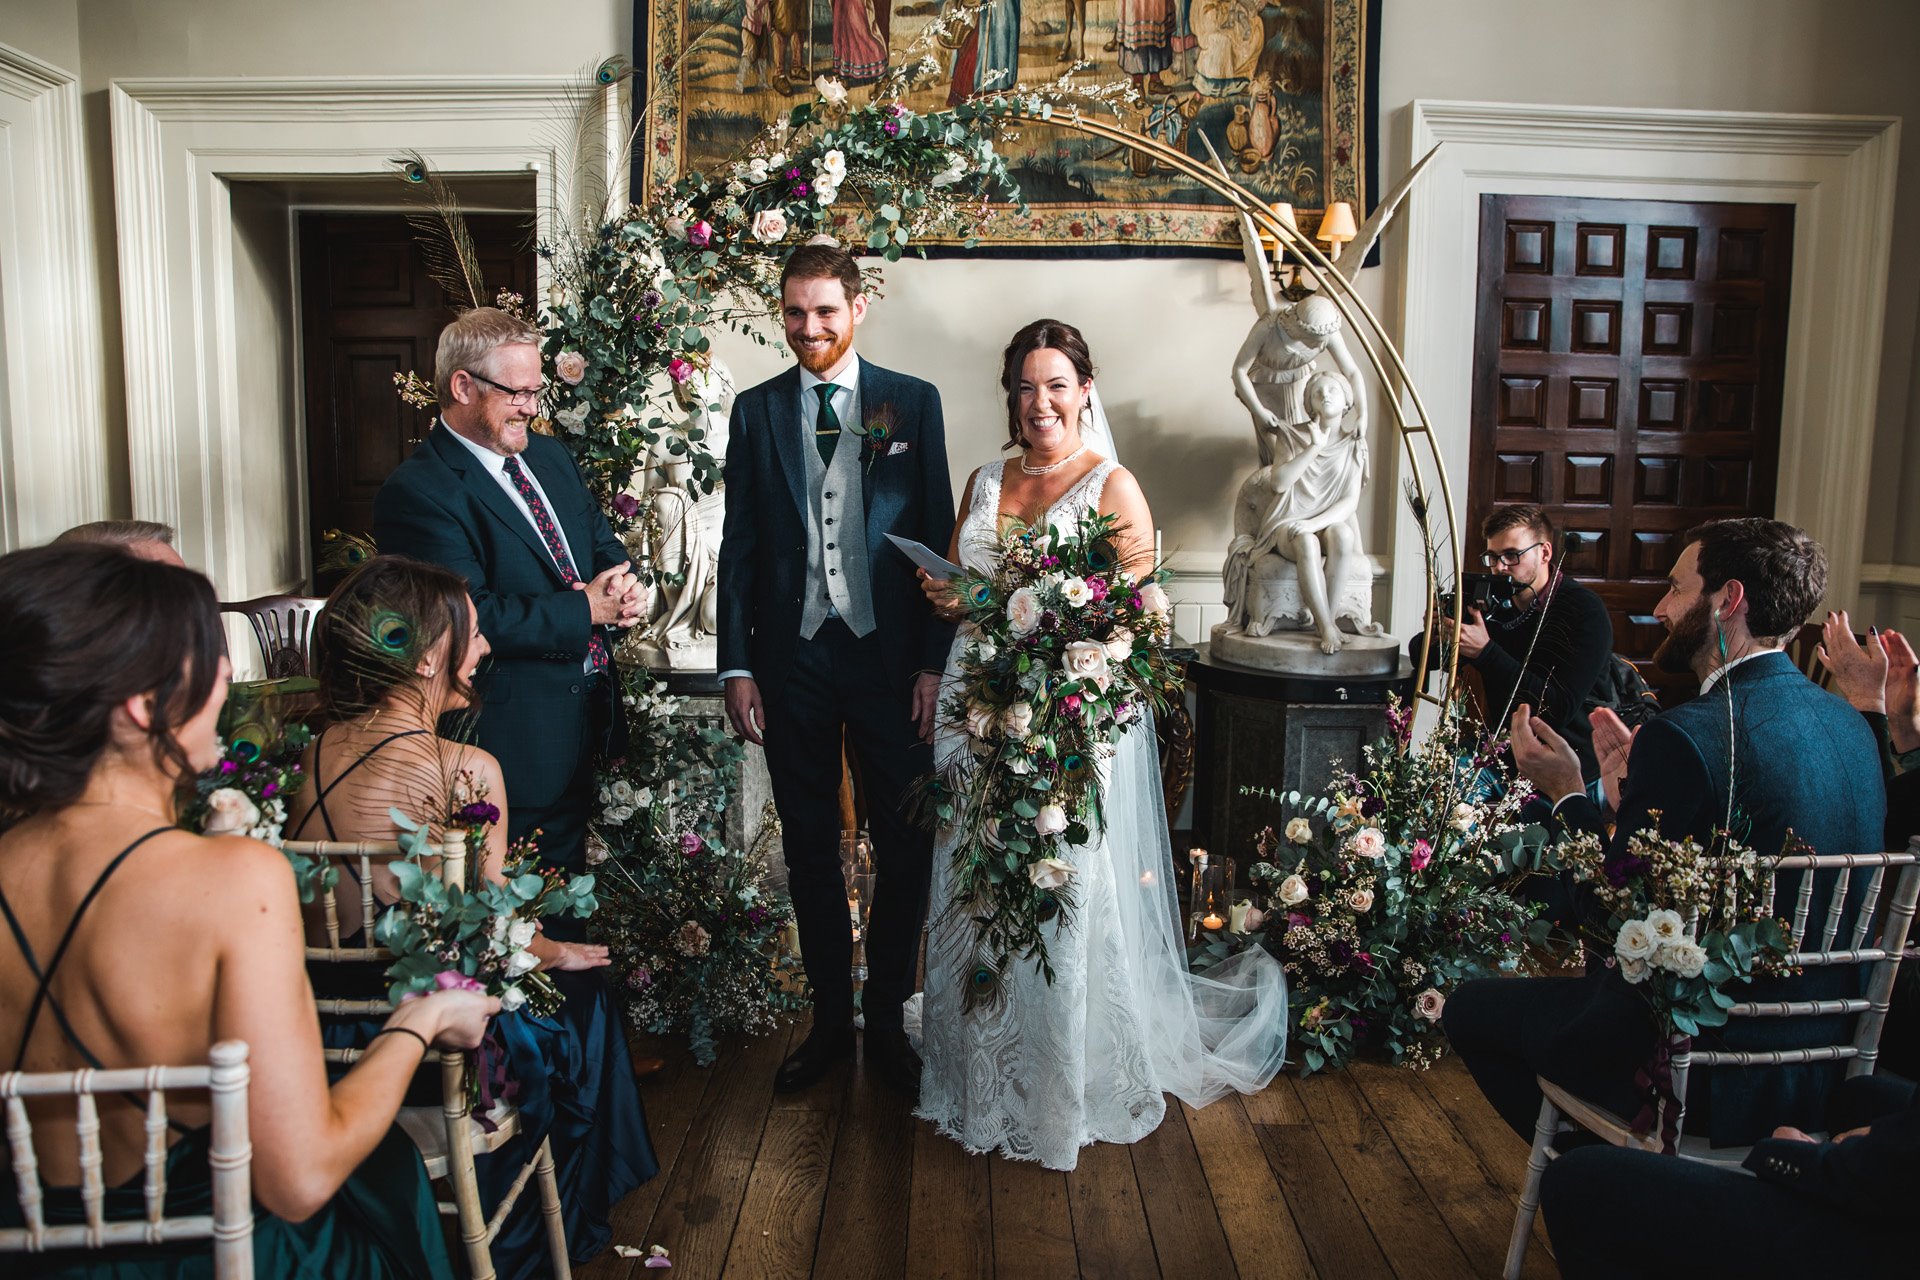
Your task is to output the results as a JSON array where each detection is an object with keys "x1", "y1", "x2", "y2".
[{"x1": 717, "y1": 243, "x2": 956, "y2": 1099}]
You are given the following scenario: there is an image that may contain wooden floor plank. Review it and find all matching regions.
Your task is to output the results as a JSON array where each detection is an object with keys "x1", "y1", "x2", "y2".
[
  {"x1": 810, "y1": 1064, "x2": 917, "y2": 1280},
  {"x1": 1064, "y1": 1138, "x2": 1159, "y2": 1280},
  {"x1": 1412, "y1": 1055, "x2": 1536, "y2": 1195},
  {"x1": 771, "y1": 1021, "x2": 855, "y2": 1112},
  {"x1": 989, "y1": 1155, "x2": 1077, "y2": 1280},
  {"x1": 1130, "y1": 1103, "x2": 1237, "y2": 1279},
  {"x1": 641, "y1": 1026, "x2": 792, "y2": 1277},
  {"x1": 1183, "y1": 1096, "x2": 1317, "y2": 1280},
  {"x1": 906, "y1": 1120, "x2": 993, "y2": 1280},
  {"x1": 1256, "y1": 1120, "x2": 1395, "y2": 1280},
  {"x1": 1240, "y1": 1071, "x2": 1312, "y2": 1126},
  {"x1": 1292, "y1": 1071, "x2": 1477, "y2": 1280},
  {"x1": 1350, "y1": 1062, "x2": 1556, "y2": 1280},
  {"x1": 721, "y1": 1109, "x2": 837, "y2": 1279}
]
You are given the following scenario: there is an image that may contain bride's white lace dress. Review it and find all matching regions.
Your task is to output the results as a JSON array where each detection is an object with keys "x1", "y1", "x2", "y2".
[{"x1": 915, "y1": 458, "x2": 1289, "y2": 1171}]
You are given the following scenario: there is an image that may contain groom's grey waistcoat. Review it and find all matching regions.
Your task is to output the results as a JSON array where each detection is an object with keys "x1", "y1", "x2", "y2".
[{"x1": 800, "y1": 388, "x2": 877, "y2": 640}]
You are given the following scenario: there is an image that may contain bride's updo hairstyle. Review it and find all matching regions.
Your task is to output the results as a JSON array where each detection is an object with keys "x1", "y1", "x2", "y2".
[
  {"x1": 313, "y1": 554, "x2": 477, "y2": 719},
  {"x1": 0, "y1": 543, "x2": 223, "y2": 821},
  {"x1": 999, "y1": 318, "x2": 1095, "y2": 450}
]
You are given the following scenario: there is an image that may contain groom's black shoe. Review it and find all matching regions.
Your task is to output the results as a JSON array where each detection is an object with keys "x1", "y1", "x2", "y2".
[
  {"x1": 775, "y1": 1023, "x2": 855, "y2": 1093},
  {"x1": 864, "y1": 1025, "x2": 923, "y2": 1103}
]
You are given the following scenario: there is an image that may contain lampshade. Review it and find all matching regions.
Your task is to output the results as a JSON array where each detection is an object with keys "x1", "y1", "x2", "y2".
[
  {"x1": 1316, "y1": 200, "x2": 1358, "y2": 244},
  {"x1": 1257, "y1": 201, "x2": 1296, "y2": 252}
]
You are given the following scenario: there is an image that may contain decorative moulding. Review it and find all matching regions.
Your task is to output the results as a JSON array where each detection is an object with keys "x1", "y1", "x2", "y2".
[
  {"x1": 0, "y1": 41, "x2": 107, "y2": 549},
  {"x1": 1395, "y1": 98, "x2": 1900, "y2": 631}
]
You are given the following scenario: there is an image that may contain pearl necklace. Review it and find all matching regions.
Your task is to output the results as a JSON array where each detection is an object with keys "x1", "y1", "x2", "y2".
[{"x1": 1020, "y1": 445, "x2": 1087, "y2": 477}]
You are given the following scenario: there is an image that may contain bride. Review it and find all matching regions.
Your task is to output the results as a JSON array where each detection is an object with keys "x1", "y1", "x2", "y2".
[{"x1": 913, "y1": 319, "x2": 1288, "y2": 1170}]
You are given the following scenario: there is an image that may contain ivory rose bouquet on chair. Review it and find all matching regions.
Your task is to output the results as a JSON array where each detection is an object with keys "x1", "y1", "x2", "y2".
[
  {"x1": 917, "y1": 511, "x2": 1181, "y2": 1001},
  {"x1": 1198, "y1": 699, "x2": 1553, "y2": 1074}
]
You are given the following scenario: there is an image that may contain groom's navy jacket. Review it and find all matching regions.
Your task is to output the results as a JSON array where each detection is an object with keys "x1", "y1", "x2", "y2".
[{"x1": 717, "y1": 360, "x2": 956, "y2": 693}]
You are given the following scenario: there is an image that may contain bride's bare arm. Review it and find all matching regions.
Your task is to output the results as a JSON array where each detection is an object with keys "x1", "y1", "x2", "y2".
[
  {"x1": 1098, "y1": 467, "x2": 1158, "y2": 577},
  {"x1": 921, "y1": 466, "x2": 979, "y2": 622}
]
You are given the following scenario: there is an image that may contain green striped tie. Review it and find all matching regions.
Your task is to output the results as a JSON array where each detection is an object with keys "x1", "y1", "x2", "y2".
[{"x1": 814, "y1": 383, "x2": 842, "y2": 465}]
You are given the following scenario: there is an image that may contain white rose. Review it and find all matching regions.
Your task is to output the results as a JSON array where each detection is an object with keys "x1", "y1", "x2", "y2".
[
  {"x1": 202, "y1": 788, "x2": 261, "y2": 836},
  {"x1": 1414, "y1": 988, "x2": 1446, "y2": 1022},
  {"x1": 1002, "y1": 702, "x2": 1035, "y2": 740},
  {"x1": 1060, "y1": 576, "x2": 1092, "y2": 608},
  {"x1": 1007, "y1": 753, "x2": 1035, "y2": 775},
  {"x1": 931, "y1": 156, "x2": 969, "y2": 187},
  {"x1": 817, "y1": 148, "x2": 847, "y2": 184},
  {"x1": 1139, "y1": 581, "x2": 1171, "y2": 617},
  {"x1": 1061, "y1": 640, "x2": 1112, "y2": 692},
  {"x1": 611, "y1": 779, "x2": 635, "y2": 803},
  {"x1": 1033, "y1": 804, "x2": 1068, "y2": 836},
  {"x1": 1655, "y1": 939, "x2": 1707, "y2": 979},
  {"x1": 1006, "y1": 586, "x2": 1041, "y2": 636},
  {"x1": 815, "y1": 182, "x2": 838, "y2": 207},
  {"x1": 1285, "y1": 817, "x2": 1314, "y2": 844},
  {"x1": 974, "y1": 639, "x2": 999, "y2": 663},
  {"x1": 505, "y1": 949, "x2": 541, "y2": 978},
  {"x1": 607, "y1": 804, "x2": 634, "y2": 824},
  {"x1": 586, "y1": 832, "x2": 611, "y2": 866},
  {"x1": 1349, "y1": 826, "x2": 1386, "y2": 859},
  {"x1": 1615, "y1": 918, "x2": 1656, "y2": 962},
  {"x1": 1278, "y1": 874, "x2": 1310, "y2": 906},
  {"x1": 1346, "y1": 887, "x2": 1374, "y2": 913},
  {"x1": 1646, "y1": 908, "x2": 1686, "y2": 946},
  {"x1": 768, "y1": 150, "x2": 788, "y2": 168},
  {"x1": 1102, "y1": 627, "x2": 1135, "y2": 662},
  {"x1": 1619, "y1": 955, "x2": 1649, "y2": 985},
  {"x1": 1027, "y1": 857, "x2": 1075, "y2": 891},
  {"x1": 508, "y1": 919, "x2": 538, "y2": 951},
  {"x1": 747, "y1": 157, "x2": 769, "y2": 183},
  {"x1": 664, "y1": 215, "x2": 688, "y2": 241},
  {"x1": 964, "y1": 702, "x2": 997, "y2": 741},
  {"x1": 814, "y1": 75, "x2": 849, "y2": 106},
  {"x1": 1451, "y1": 803, "x2": 1478, "y2": 833},
  {"x1": 499, "y1": 985, "x2": 528, "y2": 1012},
  {"x1": 750, "y1": 208, "x2": 788, "y2": 244}
]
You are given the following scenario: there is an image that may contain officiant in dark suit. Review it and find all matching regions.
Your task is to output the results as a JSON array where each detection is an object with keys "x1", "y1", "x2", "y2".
[
  {"x1": 717, "y1": 243, "x2": 956, "y2": 1098},
  {"x1": 374, "y1": 306, "x2": 644, "y2": 878}
]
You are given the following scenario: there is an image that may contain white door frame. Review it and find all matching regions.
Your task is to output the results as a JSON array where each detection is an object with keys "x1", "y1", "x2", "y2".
[{"x1": 1393, "y1": 99, "x2": 1900, "y2": 635}]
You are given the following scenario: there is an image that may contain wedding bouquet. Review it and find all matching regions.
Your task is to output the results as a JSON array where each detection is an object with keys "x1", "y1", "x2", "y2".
[
  {"x1": 1198, "y1": 699, "x2": 1553, "y2": 1073},
  {"x1": 180, "y1": 695, "x2": 331, "y2": 900},
  {"x1": 919, "y1": 510, "x2": 1181, "y2": 1004},
  {"x1": 374, "y1": 776, "x2": 599, "y2": 1017}
]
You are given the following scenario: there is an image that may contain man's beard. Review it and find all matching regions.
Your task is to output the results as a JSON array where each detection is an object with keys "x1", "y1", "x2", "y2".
[
  {"x1": 1654, "y1": 595, "x2": 1714, "y2": 675},
  {"x1": 791, "y1": 327, "x2": 853, "y2": 375}
]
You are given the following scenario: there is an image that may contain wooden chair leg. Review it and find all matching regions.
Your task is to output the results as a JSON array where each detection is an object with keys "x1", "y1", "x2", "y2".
[
  {"x1": 1505, "y1": 1096, "x2": 1560, "y2": 1280},
  {"x1": 535, "y1": 1137, "x2": 571, "y2": 1279}
]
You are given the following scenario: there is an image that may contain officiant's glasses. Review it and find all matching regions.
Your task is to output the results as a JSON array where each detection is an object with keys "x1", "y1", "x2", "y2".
[
  {"x1": 1481, "y1": 541, "x2": 1546, "y2": 568},
  {"x1": 465, "y1": 370, "x2": 544, "y2": 407}
]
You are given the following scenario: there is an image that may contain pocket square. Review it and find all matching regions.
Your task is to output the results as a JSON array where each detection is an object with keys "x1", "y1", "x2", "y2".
[{"x1": 888, "y1": 441, "x2": 910, "y2": 456}]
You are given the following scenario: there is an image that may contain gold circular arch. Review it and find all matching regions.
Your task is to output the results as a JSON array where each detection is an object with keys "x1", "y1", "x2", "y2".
[{"x1": 1007, "y1": 108, "x2": 1463, "y2": 711}]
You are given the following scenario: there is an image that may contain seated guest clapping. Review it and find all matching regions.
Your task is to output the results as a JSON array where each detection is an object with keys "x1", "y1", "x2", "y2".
[
  {"x1": 0, "y1": 543, "x2": 494, "y2": 1278},
  {"x1": 287, "y1": 555, "x2": 656, "y2": 1278},
  {"x1": 1446, "y1": 518, "x2": 1887, "y2": 1147}
]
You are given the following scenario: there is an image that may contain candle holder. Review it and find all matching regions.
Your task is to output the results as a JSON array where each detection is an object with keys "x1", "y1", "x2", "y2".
[
  {"x1": 1187, "y1": 849, "x2": 1236, "y2": 941},
  {"x1": 840, "y1": 830, "x2": 875, "y2": 984}
]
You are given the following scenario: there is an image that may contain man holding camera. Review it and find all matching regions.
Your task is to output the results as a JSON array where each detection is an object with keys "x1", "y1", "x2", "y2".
[{"x1": 1456, "y1": 504, "x2": 1614, "y2": 799}]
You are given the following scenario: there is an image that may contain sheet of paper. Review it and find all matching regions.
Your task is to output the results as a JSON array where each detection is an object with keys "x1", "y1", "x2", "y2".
[{"x1": 885, "y1": 532, "x2": 965, "y2": 579}]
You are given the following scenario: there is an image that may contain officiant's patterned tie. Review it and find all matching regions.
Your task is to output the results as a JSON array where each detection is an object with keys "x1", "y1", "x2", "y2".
[
  {"x1": 502, "y1": 454, "x2": 610, "y2": 673},
  {"x1": 814, "y1": 383, "x2": 842, "y2": 465}
]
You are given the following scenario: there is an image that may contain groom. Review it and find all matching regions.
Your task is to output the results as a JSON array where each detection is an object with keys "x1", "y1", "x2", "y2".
[{"x1": 717, "y1": 243, "x2": 956, "y2": 1098}]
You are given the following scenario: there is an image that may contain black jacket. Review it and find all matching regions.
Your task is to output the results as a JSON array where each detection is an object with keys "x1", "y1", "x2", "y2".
[{"x1": 1469, "y1": 575, "x2": 1613, "y2": 781}]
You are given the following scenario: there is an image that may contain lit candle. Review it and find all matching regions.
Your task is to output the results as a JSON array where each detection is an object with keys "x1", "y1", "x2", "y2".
[{"x1": 1202, "y1": 912, "x2": 1225, "y2": 930}]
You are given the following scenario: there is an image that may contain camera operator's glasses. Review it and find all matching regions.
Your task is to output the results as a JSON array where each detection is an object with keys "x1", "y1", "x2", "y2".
[{"x1": 1481, "y1": 542, "x2": 1546, "y2": 568}]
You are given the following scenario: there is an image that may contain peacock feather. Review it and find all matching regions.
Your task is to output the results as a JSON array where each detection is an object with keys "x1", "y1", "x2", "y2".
[{"x1": 390, "y1": 150, "x2": 488, "y2": 312}]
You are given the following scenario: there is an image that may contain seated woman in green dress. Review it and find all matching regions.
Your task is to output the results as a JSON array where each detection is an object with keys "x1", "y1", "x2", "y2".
[{"x1": 0, "y1": 543, "x2": 497, "y2": 1278}]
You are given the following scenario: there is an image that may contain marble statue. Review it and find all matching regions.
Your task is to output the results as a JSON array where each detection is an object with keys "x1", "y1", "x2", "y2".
[{"x1": 627, "y1": 359, "x2": 734, "y2": 670}]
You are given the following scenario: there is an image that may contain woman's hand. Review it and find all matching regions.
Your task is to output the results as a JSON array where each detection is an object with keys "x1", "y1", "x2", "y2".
[
  {"x1": 918, "y1": 567, "x2": 965, "y2": 622},
  {"x1": 1880, "y1": 628, "x2": 1920, "y2": 754},
  {"x1": 536, "y1": 937, "x2": 612, "y2": 972},
  {"x1": 1817, "y1": 609, "x2": 1888, "y2": 715},
  {"x1": 390, "y1": 987, "x2": 500, "y2": 1052}
]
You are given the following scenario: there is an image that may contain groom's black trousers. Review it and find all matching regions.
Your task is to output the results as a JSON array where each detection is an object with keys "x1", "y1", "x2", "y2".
[{"x1": 762, "y1": 618, "x2": 934, "y2": 1033}]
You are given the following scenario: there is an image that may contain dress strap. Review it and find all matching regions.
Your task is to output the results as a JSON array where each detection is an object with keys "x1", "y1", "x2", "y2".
[
  {"x1": 2, "y1": 826, "x2": 174, "y2": 1074},
  {"x1": 295, "y1": 727, "x2": 432, "y2": 844}
]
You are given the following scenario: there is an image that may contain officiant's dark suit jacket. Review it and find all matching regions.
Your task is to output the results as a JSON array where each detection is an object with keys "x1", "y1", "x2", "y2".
[
  {"x1": 373, "y1": 424, "x2": 628, "y2": 869},
  {"x1": 1448, "y1": 651, "x2": 1888, "y2": 1146},
  {"x1": 716, "y1": 361, "x2": 955, "y2": 694}
]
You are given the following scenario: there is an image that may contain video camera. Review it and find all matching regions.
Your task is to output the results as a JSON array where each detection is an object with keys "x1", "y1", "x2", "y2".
[{"x1": 1436, "y1": 572, "x2": 1518, "y2": 620}]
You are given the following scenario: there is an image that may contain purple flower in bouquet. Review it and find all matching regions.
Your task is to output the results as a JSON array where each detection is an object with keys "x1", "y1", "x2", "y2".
[
  {"x1": 628, "y1": 967, "x2": 653, "y2": 990},
  {"x1": 458, "y1": 801, "x2": 501, "y2": 827},
  {"x1": 220, "y1": 760, "x2": 238, "y2": 775},
  {"x1": 1062, "y1": 693, "x2": 1082, "y2": 714},
  {"x1": 1409, "y1": 839, "x2": 1433, "y2": 872},
  {"x1": 1360, "y1": 794, "x2": 1386, "y2": 818},
  {"x1": 792, "y1": 180, "x2": 811, "y2": 199},
  {"x1": 262, "y1": 781, "x2": 279, "y2": 798},
  {"x1": 612, "y1": 492, "x2": 640, "y2": 520},
  {"x1": 687, "y1": 220, "x2": 713, "y2": 247},
  {"x1": 883, "y1": 118, "x2": 900, "y2": 136},
  {"x1": 1087, "y1": 576, "x2": 1109, "y2": 602},
  {"x1": 668, "y1": 357, "x2": 693, "y2": 384},
  {"x1": 679, "y1": 832, "x2": 704, "y2": 858},
  {"x1": 747, "y1": 906, "x2": 769, "y2": 927},
  {"x1": 1603, "y1": 849, "x2": 1650, "y2": 888}
]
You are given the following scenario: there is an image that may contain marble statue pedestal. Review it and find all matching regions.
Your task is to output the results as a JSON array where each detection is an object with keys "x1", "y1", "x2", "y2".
[
  {"x1": 652, "y1": 667, "x2": 785, "y2": 891},
  {"x1": 1209, "y1": 622, "x2": 1400, "y2": 676},
  {"x1": 1186, "y1": 646, "x2": 1413, "y2": 864}
]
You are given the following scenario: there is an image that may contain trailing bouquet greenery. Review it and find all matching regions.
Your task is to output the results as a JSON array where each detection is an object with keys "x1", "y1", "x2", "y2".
[
  {"x1": 1197, "y1": 699, "x2": 1553, "y2": 1074},
  {"x1": 373, "y1": 802, "x2": 599, "y2": 1018},
  {"x1": 593, "y1": 665, "x2": 804, "y2": 1063},
  {"x1": 918, "y1": 511, "x2": 1180, "y2": 1006}
]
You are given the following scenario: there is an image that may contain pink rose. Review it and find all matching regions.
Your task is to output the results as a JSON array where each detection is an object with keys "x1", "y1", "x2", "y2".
[
  {"x1": 554, "y1": 350, "x2": 588, "y2": 385},
  {"x1": 1139, "y1": 581, "x2": 1170, "y2": 617},
  {"x1": 1409, "y1": 839, "x2": 1433, "y2": 872},
  {"x1": 750, "y1": 208, "x2": 788, "y2": 244},
  {"x1": 1062, "y1": 640, "x2": 1112, "y2": 692},
  {"x1": 1414, "y1": 988, "x2": 1446, "y2": 1022},
  {"x1": 667, "y1": 357, "x2": 693, "y2": 384},
  {"x1": 1349, "y1": 826, "x2": 1386, "y2": 859},
  {"x1": 687, "y1": 220, "x2": 713, "y2": 247}
]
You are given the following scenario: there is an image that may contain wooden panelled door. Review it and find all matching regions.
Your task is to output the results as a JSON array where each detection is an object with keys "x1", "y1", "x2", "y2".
[
  {"x1": 1468, "y1": 195, "x2": 1794, "y2": 664},
  {"x1": 299, "y1": 212, "x2": 536, "y2": 587}
]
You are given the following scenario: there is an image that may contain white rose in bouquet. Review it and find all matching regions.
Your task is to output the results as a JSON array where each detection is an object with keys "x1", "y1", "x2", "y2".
[
  {"x1": 505, "y1": 948, "x2": 541, "y2": 978},
  {"x1": 1646, "y1": 908, "x2": 1686, "y2": 946},
  {"x1": 1102, "y1": 627, "x2": 1135, "y2": 662},
  {"x1": 1002, "y1": 702, "x2": 1035, "y2": 740},
  {"x1": 816, "y1": 148, "x2": 848, "y2": 184},
  {"x1": 1349, "y1": 826, "x2": 1386, "y2": 859},
  {"x1": 1278, "y1": 874, "x2": 1310, "y2": 905},
  {"x1": 1033, "y1": 804, "x2": 1068, "y2": 836},
  {"x1": 1006, "y1": 587, "x2": 1041, "y2": 636},
  {"x1": 747, "y1": 156, "x2": 769, "y2": 183},
  {"x1": 1139, "y1": 581, "x2": 1171, "y2": 617},
  {"x1": 1061, "y1": 640, "x2": 1112, "y2": 692},
  {"x1": 1619, "y1": 955, "x2": 1650, "y2": 984},
  {"x1": 1451, "y1": 803, "x2": 1478, "y2": 833},
  {"x1": 1655, "y1": 938, "x2": 1707, "y2": 978},
  {"x1": 500, "y1": 985, "x2": 528, "y2": 1012},
  {"x1": 814, "y1": 75, "x2": 849, "y2": 106},
  {"x1": 1615, "y1": 918, "x2": 1656, "y2": 962},
  {"x1": 965, "y1": 702, "x2": 998, "y2": 741},
  {"x1": 508, "y1": 919, "x2": 538, "y2": 951},
  {"x1": 203, "y1": 788, "x2": 261, "y2": 836},
  {"x1": 1060, "y1": 576, "x2": 1092, "y2": 608},
  {"x1": 1346, "y1": 887, "x2": 1374, "y2": 913},
  {"x1": 973, "y1": 639, "x2": 998, "y2": 663},
  {"x1": 750, "y1": 208, "x2": 789, "y2": 244},
  {"x1": 1285, "y1": 817, "x2": 1314, "y2": 844},
  {"x1": 1027, "y1": 857, "x2": 1075, "y2": 891}
]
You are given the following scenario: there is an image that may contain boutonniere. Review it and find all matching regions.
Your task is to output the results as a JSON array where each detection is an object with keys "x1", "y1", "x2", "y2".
[{"x1": 847, "y1": 401, "x2": 900, "y2": 474}]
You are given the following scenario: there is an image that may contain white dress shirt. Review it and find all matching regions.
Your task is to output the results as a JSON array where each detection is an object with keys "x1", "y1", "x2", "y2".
[{"x1": 443, "y1": 421, "x2": 579, "y2": 573}]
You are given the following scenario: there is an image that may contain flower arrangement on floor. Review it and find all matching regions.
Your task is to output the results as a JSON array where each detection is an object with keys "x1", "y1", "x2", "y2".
[
  {"x1": 592, "y1": 664, "x2": 805, "y2": 1064},
  {"x1": 1195, "y1": 700, "x2": 1554, "y2": 1074},
  {"x1": 917, "y1": 511, "x2": 1180, "y2": 1004}
]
